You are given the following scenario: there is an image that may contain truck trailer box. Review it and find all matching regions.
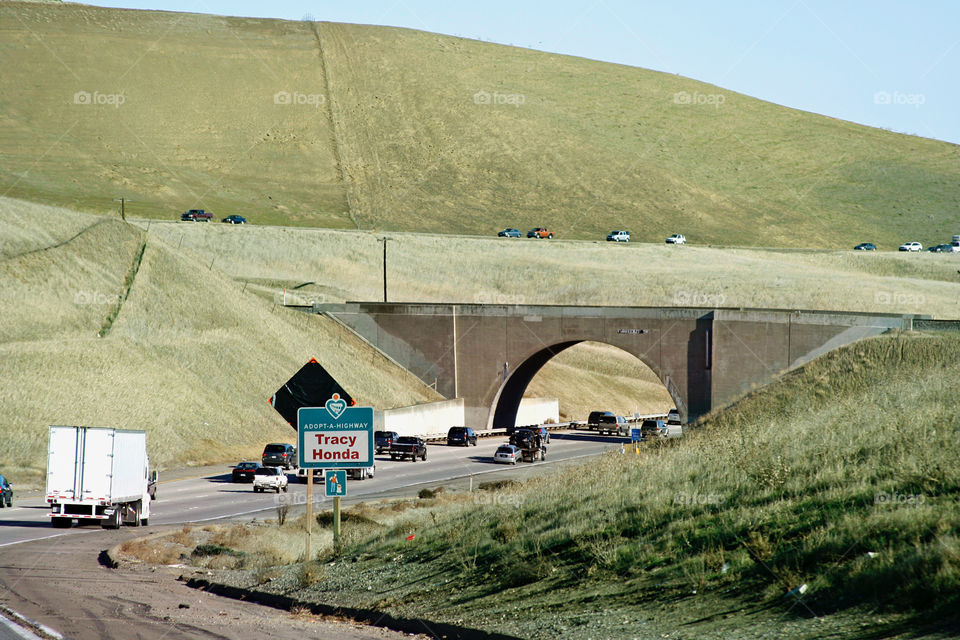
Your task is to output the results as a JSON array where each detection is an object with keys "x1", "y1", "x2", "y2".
[{"x1": 46, "y1": 425, "x2": 151, "y2": 527}]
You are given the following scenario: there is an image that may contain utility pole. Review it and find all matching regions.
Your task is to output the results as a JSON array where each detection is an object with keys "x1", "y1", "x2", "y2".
[
  {"x1": 114, "y1": 197, "x2": 128, "y2": 220},
  {"x1": 381, "y1": 238, "x2": 389, "y2": 303}
]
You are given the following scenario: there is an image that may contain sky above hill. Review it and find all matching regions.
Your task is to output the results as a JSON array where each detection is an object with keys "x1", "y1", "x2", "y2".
[{"x1": 84, "y1": 1, "x2": 960, "y2": 145}]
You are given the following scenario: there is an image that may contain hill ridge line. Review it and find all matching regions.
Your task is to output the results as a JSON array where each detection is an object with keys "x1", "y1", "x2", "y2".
[{"x1": 0, "y1": 218, "x2": 110, "y2": 262}]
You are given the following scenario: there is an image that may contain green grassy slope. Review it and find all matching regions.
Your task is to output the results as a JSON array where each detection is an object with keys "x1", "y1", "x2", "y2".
[
  {"x1": 0, "y1": 2, "x2": 348, "y2": 226},
  {"x1": 320, "y1": 20, "x2": 956, "y2": 247},
  {"x1": 0, "y1": 198, "x2": 441, "y2": 487},
  {"x1": 1, "y1": 3, "x2": 958, "y2": 247},
  {"x1": 240, "y1": 331, "x2": 960, "y2": 639}
]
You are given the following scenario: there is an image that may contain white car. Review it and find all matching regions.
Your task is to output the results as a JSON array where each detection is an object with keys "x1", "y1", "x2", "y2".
[
  {"x1": 606, "y1": 230, "x2": 630, "y2": 242},
  {"x1": 253, "y1": 466, "x2": 288, "y2": 493},
  {"x1": 666, "y1": 234, "x2": 686, "y2": 244},
  {"x1": 898, "y1": 242, "x2": 922, "y2": 252},
  {"x1": 494, "y1": 444, "x2": 521, "y2": 465},
  {"x1": 667, "y1": 408, "x2": 681, "y2": 425}
]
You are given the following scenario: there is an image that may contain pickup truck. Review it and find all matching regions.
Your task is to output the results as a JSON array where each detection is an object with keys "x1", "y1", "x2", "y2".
[
  {"x1": 375, "y1": 430, "x2": 399, "y2": 454},
  {"x1": 181, "y1": 209, "x2": 212, "y2": 221},
  {"x1": 253, "y1": 466, "x2": 289, "y2": 493},
  {"x1": 527, "y1": 228, "x2": 554, "y2": 239},
  {"x1": 389, "y1": 436, "x2": 427, "y2": 461}
]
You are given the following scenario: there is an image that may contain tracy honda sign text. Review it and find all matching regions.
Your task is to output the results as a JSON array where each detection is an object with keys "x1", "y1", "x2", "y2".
[{"x1": 298, "y1": 395, "x2": 374, "y2": 469}]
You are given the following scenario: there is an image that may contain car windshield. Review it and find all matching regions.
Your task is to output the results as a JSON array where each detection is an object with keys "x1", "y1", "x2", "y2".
[
  {"x1": 264, "y1": 445, "x2": 287, "y2": 453},
  {"x1": 397, "y1": 437, "x2": 417, "y2": 444},
  {"x1": 237, "y1": 463, "x2": 257, "y2": 469},
  {"x1": 255, "y1": 467, "x2": 278, "y2": 475},
  {"x1": 496, "y1": 446, "x2": 514, "y2": 454}
]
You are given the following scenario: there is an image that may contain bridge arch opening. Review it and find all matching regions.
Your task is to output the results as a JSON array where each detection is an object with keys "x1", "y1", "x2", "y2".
[{"x1": 490, "y1": 340, "x2": 679, "y2": 429}]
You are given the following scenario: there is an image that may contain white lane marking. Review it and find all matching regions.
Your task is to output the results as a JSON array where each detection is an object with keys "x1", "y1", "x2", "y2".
[
  {"x1": 0, "y1": 527, "x2": 102, "y2": 549},
  {"x1": 0, "y1": 615, "x2": 40, "y2": 640},
  {"x1": 0, "y1": 605, "x2": 64, "y2": 639}
]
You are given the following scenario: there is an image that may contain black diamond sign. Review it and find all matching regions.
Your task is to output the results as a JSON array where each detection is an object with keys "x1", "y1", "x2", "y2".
[{"x1": 269, "y1": 358, "x2": 355, "y2": 428}]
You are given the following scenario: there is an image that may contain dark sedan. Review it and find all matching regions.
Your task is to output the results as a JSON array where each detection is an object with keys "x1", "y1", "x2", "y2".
[
  {"x1": 927, "y1": 244, "x2": 953, "y2": 253},
  {"x1": 853, "y1": 243, "x2": 877, "y2": 251},
  {"x1": 222, "y1": 215, "x2": 246, "y2": 224},
  {"x1": 498, "y1": 228, "x2": 521, "y2": 237},
  {"x1": 232, "y1": 461, "x2": 262, "y2": 482}
]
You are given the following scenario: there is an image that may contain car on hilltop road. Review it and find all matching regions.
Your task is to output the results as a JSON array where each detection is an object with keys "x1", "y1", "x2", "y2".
[
  {"x1": 180, "y1": 209, "x2": 212, "y2": 222},
  {"x1": 527, "y1": 228, "x2": 553, "y2": 239},
  {"x1": 498, "y1": 228, "x2": 521, "y2": 237},
  {"x1": 899, "y1": 242, "x2": 922, "y2": 252}
]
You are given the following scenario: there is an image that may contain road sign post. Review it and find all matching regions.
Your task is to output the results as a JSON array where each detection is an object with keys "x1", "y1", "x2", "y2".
[
  {"x1": 298, "y1": 397, "x2": 373, "y2": 554},
  {"x1": 305, "y1": 471, "x2": 313, "y2": 562}
]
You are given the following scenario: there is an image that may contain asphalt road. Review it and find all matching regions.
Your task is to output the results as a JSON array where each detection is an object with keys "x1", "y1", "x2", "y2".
[
  {"x1": 0, "y1": 430, "x2": 626, "y2": 639},
  {"x1": 0, "y1": 430, "x2": 623, "y2": 549}
]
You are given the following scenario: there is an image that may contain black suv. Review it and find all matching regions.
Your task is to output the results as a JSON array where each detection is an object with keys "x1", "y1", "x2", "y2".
[
  {"x1": 375, "y1": 430, "x2": 399, "y2": 454},
  {"x1": 587, "y1": 411, "x2": 615, "y2": 428},
  {"x1": 447, "y1": 426, "x2": 478, "y2": 446},
  {"x1": 261, "y1": 443, "x2": 297, "y2": 470},
  {"x1": 0, "y1": 474, "x2": 12, "y2": 508}
]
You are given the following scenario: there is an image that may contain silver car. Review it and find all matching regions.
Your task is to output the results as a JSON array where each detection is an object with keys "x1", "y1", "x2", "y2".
[{"x1": 494, "y1": 444, "x2": 521, "y2": 465}]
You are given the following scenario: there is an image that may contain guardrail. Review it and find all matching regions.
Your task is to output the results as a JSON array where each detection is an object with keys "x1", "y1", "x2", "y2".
[{"x1": 415, "y1": 416, "x2": 670, "y2": 443}]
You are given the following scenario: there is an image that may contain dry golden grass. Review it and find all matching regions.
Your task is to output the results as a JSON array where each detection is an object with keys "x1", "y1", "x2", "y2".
[
  {"x1": 0, "y1": 198, "x2": 441, "y2": 488},
  {"x1": 6, "y1": 195, "x2": 960, "y2": 488},
  {"x1": 526, "y1": 341, "x2": 673, "y2": 420},
  {"x1": 143, "y1": 221, "x2": 960, "y2": 318}
]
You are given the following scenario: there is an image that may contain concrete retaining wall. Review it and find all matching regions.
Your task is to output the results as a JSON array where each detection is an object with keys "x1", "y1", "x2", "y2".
[
  {"x1": 375, "y1": 397, "x2": 559, "y2": 437},
  {"x1": 374, "y1": 399, "x2": 465, "y2": 437},
  {"x1": 515, "y1": 397, "x2": 559, "y2": 426}
]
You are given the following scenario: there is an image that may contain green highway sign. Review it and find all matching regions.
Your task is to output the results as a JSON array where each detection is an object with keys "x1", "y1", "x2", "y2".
[{"x1": 298, "y1": 395, "x2": 374, "y2": 469}]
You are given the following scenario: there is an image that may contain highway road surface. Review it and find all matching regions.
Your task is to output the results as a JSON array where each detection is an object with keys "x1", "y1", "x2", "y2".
[{"x1": 0, "y1": 430, "x2": 626, "y2": 639}]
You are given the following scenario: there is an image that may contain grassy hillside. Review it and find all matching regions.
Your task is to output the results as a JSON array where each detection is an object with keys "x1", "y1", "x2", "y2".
[
  {"x1": 523, "y1": 341, "x2": 674, "y2": 421},
  {"x1": 189, "y1": 330, "x2": 960, "y2": 639},
  {"x1": 0, "y1": 198, "x2": 441, "y2": 487},
  {"x1": 144, "y1": 221, "x2": 960, "y2": 319},
  {"x1": 1, "y1": 3, "x2": 959, "y2": 247}
]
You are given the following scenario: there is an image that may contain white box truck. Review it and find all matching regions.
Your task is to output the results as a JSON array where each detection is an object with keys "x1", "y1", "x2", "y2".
[{"x1": 45, "y1": 426, "x2": 156, "y2": 529}]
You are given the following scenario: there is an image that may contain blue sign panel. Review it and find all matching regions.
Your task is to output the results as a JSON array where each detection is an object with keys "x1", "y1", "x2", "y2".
[
  {"x1": 298, "y1": 396, "x2": 374, "y2": 469},
  {"x1": 325, "y1": 470, "x2": 347, "y2": 497},
  {"x1": 631, "y1": 428, "x2": 642, "y2": 442}
]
